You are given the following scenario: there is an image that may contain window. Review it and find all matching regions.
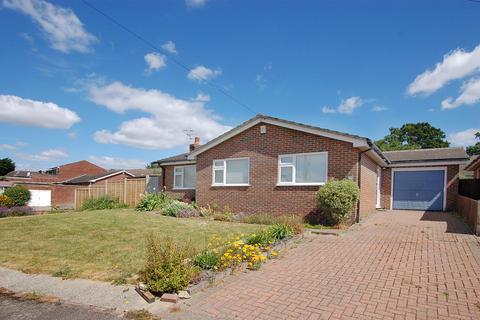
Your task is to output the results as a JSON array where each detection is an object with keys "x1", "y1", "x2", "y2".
[
  {"x1": 212, "y1": 158, "x2": 249, "y2": 186},
  {"x1": 173, "y1": 165, "x2": 196, "y2": 189},
  {"x1": 278, "y1": 152, "x2": 327, "y2": 185}
]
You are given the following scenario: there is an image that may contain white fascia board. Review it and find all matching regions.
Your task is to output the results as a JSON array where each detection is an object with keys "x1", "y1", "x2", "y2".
[{"x1": 388, "y1": 160, "x2": 468, "y2": 167}]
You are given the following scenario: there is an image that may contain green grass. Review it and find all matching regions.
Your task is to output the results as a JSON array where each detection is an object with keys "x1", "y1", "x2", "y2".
[{"x1": 0, "y1": 209, "x2": 264, "y2": 283}]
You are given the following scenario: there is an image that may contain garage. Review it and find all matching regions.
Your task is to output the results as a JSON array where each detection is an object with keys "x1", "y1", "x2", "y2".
[
  {"x1": 28, "y1": 189, "x2": 52, "y2": 208},
  {"x1": 392, "y1": 169, "x2": 445, "y2": 211}
]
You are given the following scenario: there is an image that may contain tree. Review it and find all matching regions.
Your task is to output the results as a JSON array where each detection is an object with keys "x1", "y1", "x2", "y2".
[
  {"x1": 0, "y1": 158, "x2": 15, "y2": 176},
  {"x1": 466, "y1": 132, "x2": 480, "y2": 156},
  {"x1": 375, "y1": 123, "x2": 450, "y2": 151}
]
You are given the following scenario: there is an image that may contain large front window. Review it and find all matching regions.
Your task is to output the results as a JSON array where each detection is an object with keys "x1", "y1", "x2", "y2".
[
  {"x1": 212, "y1": 158, "x2": 249, "y2": 186},
  {"x1": 278, "y1": 152, "x2": 328, "y2": 185},
  {"x1": 173, "y1": 165, "x2": 196, "y2": 189}
]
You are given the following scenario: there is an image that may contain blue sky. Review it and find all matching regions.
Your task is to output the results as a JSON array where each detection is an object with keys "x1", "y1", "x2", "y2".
[{"x1": 1, "y1": 0, "x2": 479, "y2": 170}]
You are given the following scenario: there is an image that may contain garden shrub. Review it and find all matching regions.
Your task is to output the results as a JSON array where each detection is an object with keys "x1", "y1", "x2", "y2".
[
  {"x1": 212, "y1": 212, "x2": 233, "y2": 222},
  {"x1": 0, "y1": 206, "x2": 33, "y2": 218},
  {"x1": 268, "y1": 223, "x2": 294, "y2": 240},
  {"x1": 81, "y1": 196, "x2": 127, "y2": 211},
  {"x1": 193, "y1": 250, "x2": 220, "y2": 270},
  {"x1": 136, "y1": 192, "x2": 173, "y2": 211},
  {"x1": 143, "y1": 235, "x2": 198, "y2": 294},
  {"x1": 162, "y1": 200, "x2": 192, "y2": 217},
  {"x1": 245, "y1": 229, "x2": 275, "y2": 246},
  {"x1": 0, "y1": 194, "x2": 14, "y2": 208},
  {"x1": 4, "y1": 186, "x2": 30, "y2": 207},
  {"x1": 316, "y1": 179, "x2": 360, "y2": 224}
]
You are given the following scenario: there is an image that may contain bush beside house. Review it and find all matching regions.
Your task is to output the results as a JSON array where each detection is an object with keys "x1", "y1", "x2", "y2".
[{"x1": 316, "y1": 179, "x2": 360, "y2": 225}]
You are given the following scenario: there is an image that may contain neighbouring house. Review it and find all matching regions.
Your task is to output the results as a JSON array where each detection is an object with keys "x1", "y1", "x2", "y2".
[
  {"x1": 154, "y1": 114, "x2": 469, "y2": 220},
  {"x1": 465, "y1": 155, "x2": 480, "y2": 179},
  {"x1": 63, "y1": 170, "x2": 135, "y2": 186}
]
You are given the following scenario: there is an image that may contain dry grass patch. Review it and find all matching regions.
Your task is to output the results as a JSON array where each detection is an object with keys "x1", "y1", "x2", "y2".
[{"x1": 0, "y1": 209, "x2": 264, "y2": 283}]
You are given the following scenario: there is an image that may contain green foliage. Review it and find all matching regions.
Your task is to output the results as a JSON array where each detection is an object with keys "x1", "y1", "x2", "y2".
[
  {"x1": 4, "y1": 186, "x2": 30, "y2": 207},
  {"x1": 193, "y1": 250, "x2": 220, "y2": 270},
  {"x1": 81, "y1": 196, "x2": 127, "y2": 211},
  {"x1": 136, "y1": 192, "x2": 173, "y2": 211},
  {"x1": 376, "y1": 122, "x2": 449, "y2": 151},
  {"x1": 466, "y1": 132, "x2": 480, "y2": 156},
  {"x1": 268, "y1": 223, "x2": 294, "y2": 240},
  {"x1": 162, "y1": 200, "x2": 192, "y2": 217},
  {"x1": 240, "y1": 213, "x2": 304, "y2": 234},
  {"x1": 245, "y1": 229, "x2": 274, "y2": 246},
  {"x1": 0, "y1": 158, "x2": 15, "y2": 176},
  {"x1": 316, "y1": 179, "x2": 360, "y2": 224},
  {"x1": 0, "y1": 195, "x2": 14, "y2": 208},
  {"x1": 52, "y1": 266, "x2": 73, "y2": 279},
  {"x1": 245, "y1": 223, "x2": 295, "y2": 246},
  {"x1": 143, "y1": 235, "x2": 198, "y2": 294},
  {"x1": 212, "y1": 212, "x2": 233, "y2": 221}
]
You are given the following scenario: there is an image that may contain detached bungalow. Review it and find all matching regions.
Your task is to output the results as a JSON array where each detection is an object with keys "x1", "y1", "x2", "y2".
[{"x1": 154, "y1": 115, "x2": 469, "y2": 220}]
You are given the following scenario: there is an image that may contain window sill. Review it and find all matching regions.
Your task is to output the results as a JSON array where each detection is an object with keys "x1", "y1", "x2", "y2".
[
  {"x1": 211, "y1": 184, "x2": 250, "y2": 187},
  {"x1": 172, "y1": 188, "x2": 196, "y2": 190},
  {"x1": 276, "y1": 183, "x2": 326, "y2": 187}
]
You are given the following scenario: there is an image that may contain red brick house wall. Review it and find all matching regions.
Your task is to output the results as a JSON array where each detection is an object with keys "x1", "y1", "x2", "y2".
[
  {"x1": 161, "y1": 165, "x2": 196, "y2": 202},
  {"x1": 380, "y1": 165, "x2": 459, "y2": 211},
  {"x1": 195, "y1": 123, "x2": 360, "y2": 216},
  {"x1": 56, "y1": 160, "x2": 106, "y2": 181},
  {"x1": 359, "y1": 154, "x2": 379, "y2": 217}
]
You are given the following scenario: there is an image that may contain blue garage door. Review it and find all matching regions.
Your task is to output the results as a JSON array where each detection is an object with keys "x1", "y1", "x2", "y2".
[{"x1": 392, "y1": 170, "x2": 445, "y2": 211}]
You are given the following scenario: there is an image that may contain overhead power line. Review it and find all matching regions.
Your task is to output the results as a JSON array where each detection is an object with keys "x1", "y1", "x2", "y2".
[{"x1": 81, "y1": 0, "x2": 257, "y2": 115}]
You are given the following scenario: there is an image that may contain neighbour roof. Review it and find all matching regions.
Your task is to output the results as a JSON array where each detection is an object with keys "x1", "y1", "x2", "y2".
[
  {"x1": 127, "y1": 168, "x2": 162, "y2": 177},
  {"x1": 63, "y1": 170, "x2": 133, "y2": 184},
  {"x1": 5, "y1": 170, "x2": 33, "y2": 178},
  {"x1": 154, "y1": 152, "x2": 194, "y2": 166},
  {"x1": 464, "y1": 155, "x2": 480, "y2": 171},
  {"x1": 383, "y1": 147, "x2": 469, "y2": 164}
]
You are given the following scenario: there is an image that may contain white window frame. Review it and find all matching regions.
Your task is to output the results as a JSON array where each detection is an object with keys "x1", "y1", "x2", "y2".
[
  {"x1": 212, "y1": 157, "x2": 250, "y2": 187},
  {"x1": 277, "y1": 151, "x2": 328, "y2": 186},
  {"x1": 173, "y1": 165, "x2": 196, "y2": 190}
]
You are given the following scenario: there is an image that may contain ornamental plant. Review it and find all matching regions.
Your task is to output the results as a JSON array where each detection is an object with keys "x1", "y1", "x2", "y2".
[
  {"x1": 143, "y1": 235, "x2": 198, "y2": 294},
  {"x1": 0, "y1": 194, "x2": 14, "y2": 208},
  {"x1": 3, "y1": 186, "x2": 30, "y2": 207},
  {"x1": 315, "y1": 179, "x2": 360, "y2": 225}
]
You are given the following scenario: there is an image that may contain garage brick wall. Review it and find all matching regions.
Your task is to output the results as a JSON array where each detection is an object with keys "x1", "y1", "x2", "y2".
[
  {"x1": 161, "y1": 165, "x2": 196, "y2": 202},
  {"x1": 359, "y1": 154, "x2": 379, "y2": 218},
  {"x1": 195, "y1": 122, "x2": 360, "y2": 216},
  {"x1": 20, "y1": 184, "x2": 77, "y2": 209},
  {"x1": 380, "y1": 164, "x2": 459, "y2": 211},
  {"x1": 90, "y1": 173, "x2": 132, "y2": 186}
]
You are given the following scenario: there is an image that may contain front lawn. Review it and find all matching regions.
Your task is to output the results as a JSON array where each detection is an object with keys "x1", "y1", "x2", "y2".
[{"x1": 0, "y1": 209, "x2": 264, "y2": 283}]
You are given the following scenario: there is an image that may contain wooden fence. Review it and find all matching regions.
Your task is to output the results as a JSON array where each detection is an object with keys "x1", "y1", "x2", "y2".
[
  {"x1": 459, "y1": 179, "x2": 480, "y2": 200},
  {"x1": 74, "y1": 178, "x2": 147, "y2": 210}
]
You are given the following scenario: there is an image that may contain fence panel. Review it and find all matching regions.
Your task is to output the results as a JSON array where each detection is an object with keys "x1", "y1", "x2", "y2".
[
  {"x1": 74, "y1": 178, "x2": 146, "y2": 210},
  {"x1": 459, "y1": 179, "x2": 480, "y2": 200}
]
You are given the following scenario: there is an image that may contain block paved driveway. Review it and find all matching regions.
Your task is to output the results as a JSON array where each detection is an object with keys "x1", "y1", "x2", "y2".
[{"x1": 168, "y1": 211, "x2": 480, "y2": 320}]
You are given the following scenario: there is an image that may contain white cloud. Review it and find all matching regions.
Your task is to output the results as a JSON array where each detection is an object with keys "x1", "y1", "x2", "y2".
[
  {"x1": 88, "y1": 80, "x2": 231, "y2": 150},
  {"x1": 3, "y1": 0, "x2": 97, "y2": 53},
  {"x1": 20, "y1": 148, "x2": 68, "y2": 161},
  {"x1": 0, "y1": 144, "x2": 17, "y2": 150},
  {"x1": 428, "y1": 108, "x2": 435, "y2": 112},
  {"x1": 255, "y1": 74, "x2": 267, "y2": 90},
  {"x1": 67, "y1": 132, "x2": 77, "y2": 139},
  {"x1": 188, "y1": 65, "x2": 222, "y2": 82},
  {"x1": 322, "y1": 96, "x2": 364, "y2": 114},
  {"x1": 321, "y1": 106, "x2": 336, "y2": 114},
  {"x1": 407, "y1": 44, "x2": 480, "y2": 96},
  {"x1": 193, "y1": 92, "x2": 210, "y2": 102},
  {"x1": 0, "y1": 95, "x2": 80, "y2": 129},
  {"x1": 372, "y1": 105, "x2": 387, "y2": 112},
  {"x1": 441, "y1": 78, "x2": 480, "y2": 109},
  {"x1": 144, "y1": 52, "x2": 166, "y2": 73},
  {"x1": 448, "y1": 128, "x2": 480, "y2": 147},
  {"x1": 89, "y1": 156, "x2": 146, "y2": 169},
  {"x1": 185, "y1": 0, "x2": 207, "y2": 8},
  {"x1": 161, "y1": 40, "x2": 177, "y2": 54}
]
